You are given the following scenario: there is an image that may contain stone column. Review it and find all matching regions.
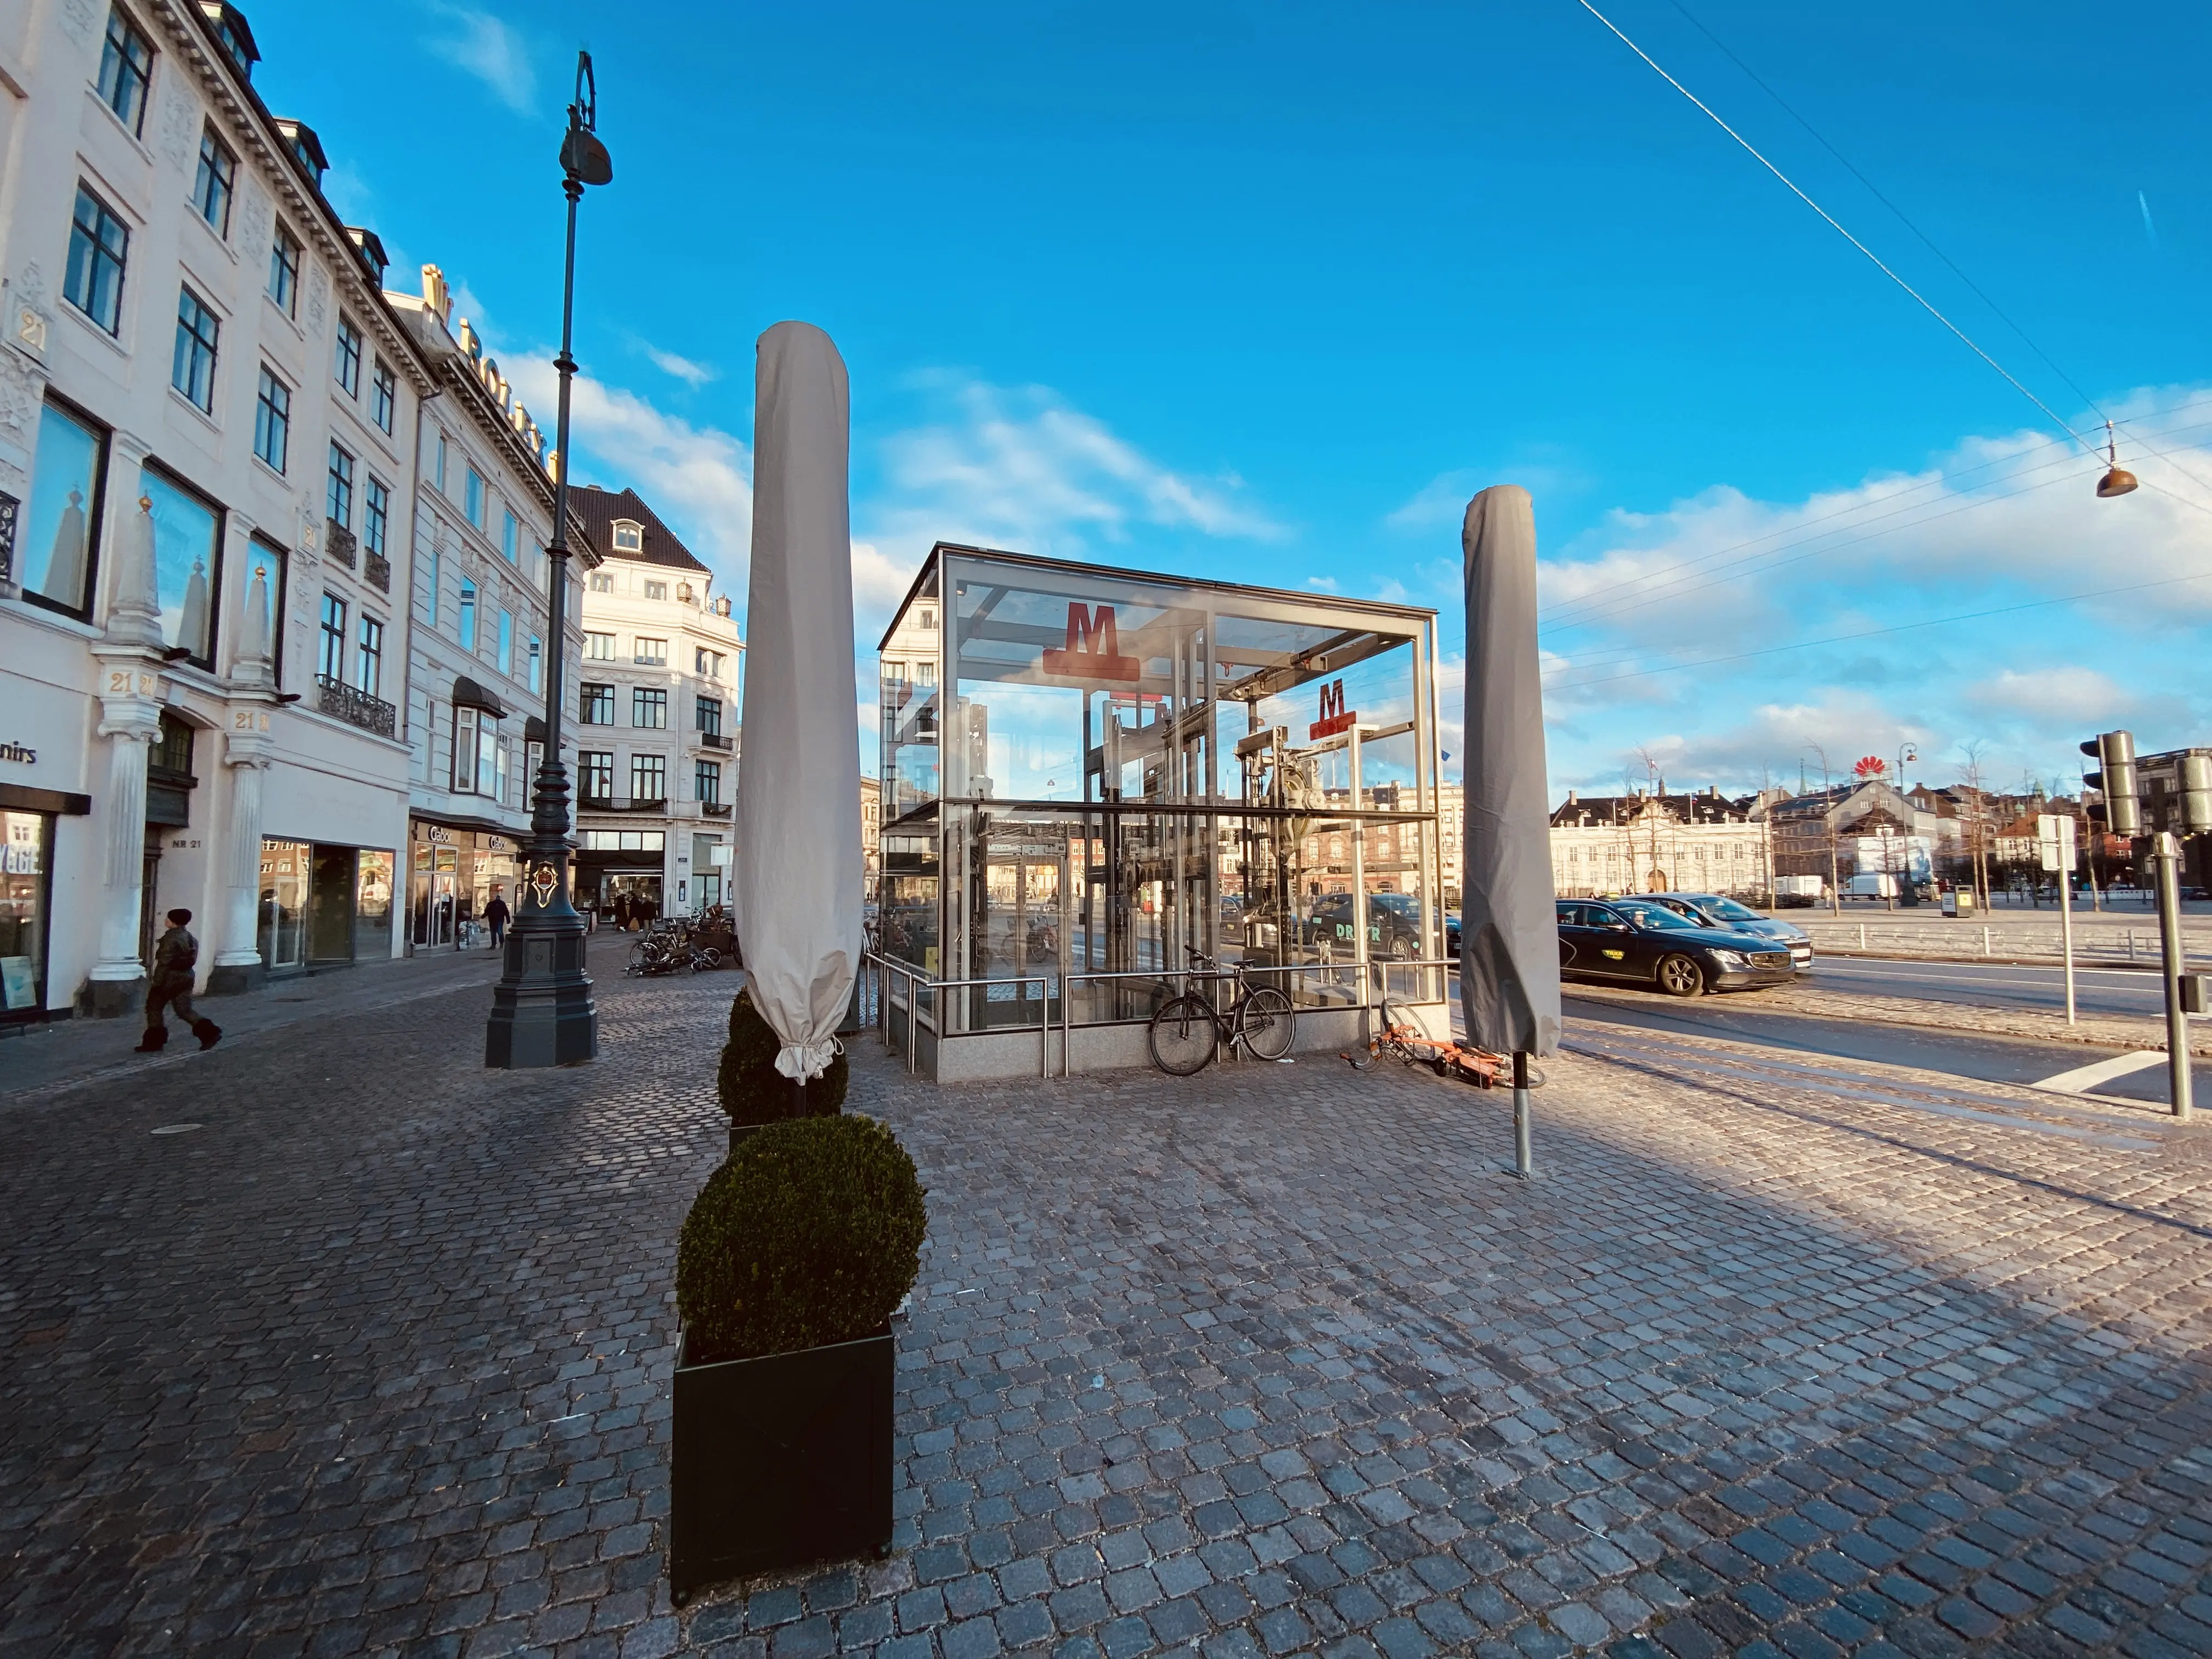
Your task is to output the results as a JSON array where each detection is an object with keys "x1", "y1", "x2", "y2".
[
  {"x1": 212, "y1": 538, "x2": 276, "y2": 992},
  {"x1": 86, "y1": 450, "x2": 165, "y2": 1016}
]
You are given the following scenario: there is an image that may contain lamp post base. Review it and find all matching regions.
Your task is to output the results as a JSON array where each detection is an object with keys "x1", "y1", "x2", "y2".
[{"x1": 486, "y1": 921, "x2": 599, "y2": 1068}]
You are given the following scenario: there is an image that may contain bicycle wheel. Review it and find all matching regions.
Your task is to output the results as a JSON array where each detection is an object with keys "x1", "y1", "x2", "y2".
[
  {"x1": 1148, "y1": 994, "x2": 1220, "y2": 1076},
  {"x1": 627, "y1": 942, "x2": 651, "y2": 976},
  {"x1": 1376, "y1": 995, "x2": 1420, "y2": 1063},
  {"x1": 1239, "y1": 987, "x2": 1297, "y2": 1061}
]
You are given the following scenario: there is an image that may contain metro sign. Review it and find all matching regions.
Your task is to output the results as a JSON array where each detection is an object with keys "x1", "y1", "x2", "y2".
[
  {"x1": 1040, "y1": 603, "x2": 1141, "y2": 683},
  {"x1": 1310, "y1": 678, "x2": 1356, "y2": 740}
]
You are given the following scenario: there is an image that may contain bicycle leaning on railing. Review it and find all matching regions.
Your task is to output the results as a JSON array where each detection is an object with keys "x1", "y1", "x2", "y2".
[{"x1": 1147, "y1": 946, "x2": 1297, "y2": 1075}]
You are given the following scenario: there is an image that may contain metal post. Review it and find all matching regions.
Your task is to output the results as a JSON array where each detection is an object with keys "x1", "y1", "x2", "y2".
[
  {"x1": 2059, "y1": 859, "x2": 2076, "y2": 1024},
  {"x1": 1509, "y1": 1050, "x2": 1533, "y2": 1179},
  {"x1": 2154, "y1": 834, "x2": 2193, "y2": 1120}
]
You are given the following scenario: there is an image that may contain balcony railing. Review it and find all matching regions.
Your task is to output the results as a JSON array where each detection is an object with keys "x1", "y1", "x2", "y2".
[
  {"x1": 315, "y1": 673, "x2": 396, "y2": 738},
  {"x1": 702, "y1": 801, "x2": 732, "y2": 817},
  {"x1": 364, "y1": 550, "x2": 391, "y2": 592},
  {"x1": 578, "y1": 795, "x2": 668, "y2": 813},
  {"x1": 699, "y1": 731, "x2": 730, "y2": 751},
  {"x1": 325, "y1": 518, "x2": 357, "y2": 569}
]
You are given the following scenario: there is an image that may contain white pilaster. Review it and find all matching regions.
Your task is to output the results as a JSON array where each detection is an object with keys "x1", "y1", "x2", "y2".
[
  {"x1": 87, "y1": 475, "x2": 167, "y2": 1004},
  {"x1": 216, "y1": 543, "x2": 277, "y2": 975}
]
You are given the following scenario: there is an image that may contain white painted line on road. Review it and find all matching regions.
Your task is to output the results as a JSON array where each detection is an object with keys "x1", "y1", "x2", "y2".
[
  {"x1": 2029, "y1": 1051, "x2": 2166, "y2": 1095},
  {"x1": 1816, "y1": 961, "x2": 2160, "y2": 985}
]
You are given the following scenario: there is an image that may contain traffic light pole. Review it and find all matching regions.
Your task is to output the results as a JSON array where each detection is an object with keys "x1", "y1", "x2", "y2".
[{"x1": 2153, "y1": 833, "x2": 2193, "y2": 1120}]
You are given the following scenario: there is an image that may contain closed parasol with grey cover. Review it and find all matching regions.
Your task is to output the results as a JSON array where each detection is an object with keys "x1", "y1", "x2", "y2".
[{"x1": 1460, "y1": 486, "x2": 1560, "y2": 1172}]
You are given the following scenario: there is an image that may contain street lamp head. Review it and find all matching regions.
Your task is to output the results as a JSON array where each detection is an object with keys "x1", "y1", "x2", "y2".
[
  {"x1": 2096, "y1": 419, "x2": 2138, "y2": 498},
  {"x1": 561, "y1": 50, "x2": 613, "y2": 187}
]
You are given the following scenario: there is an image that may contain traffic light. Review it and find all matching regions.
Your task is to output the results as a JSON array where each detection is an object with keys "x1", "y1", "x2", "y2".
[
  {"x1": 2182, "y1": 752, "x2": 2212, "y2": 836},
  {"x1": 2080, "y1": 730, "x2": 2142, "y2": 836}
]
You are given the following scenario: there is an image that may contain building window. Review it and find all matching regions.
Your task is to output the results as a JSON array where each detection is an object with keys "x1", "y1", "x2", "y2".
[
  {"x1": 452, "y1": 707, "x2": 481, "y2": 793},
  {"x1": 644, "y1": 579, "x2": 668, "y2": 601},
  {"x1": 421, "y1": 546, "x2": 441, "y2": 626},
  {"x1": 588, "y1": 571, "x2": 613, "y2": 592},
  {"x1": 363, "y1": 477, "x2": 390, "y2": 560},
  {"x1": 578, "y1": 750, "x2": 614, "y2": 802},
  {"x1": 356, "y1": 614, "x2": 384, "y2": 697},
  {"x1": 696, "y1": 696, "x2": 721, "y2": 737},
  {"x1": 20, "y1": 398, "x2": 109, "y2": 618},
  {"x1": 253, "y1": 366, "x2": 290, "y2": 471},
  {"x1": 140, "y1": 464, "x2": 223, "y2": 667},
  {"x1": 171, "y1": 286, "x2": 219, "y2": 412},
  {"x1": 193, "y1": 125, "x2": 236, "y2": 235},
  {"x1": 434, "y1": 432, "x2": 448, "y2": 492},
  {"x1": 465, "y1": 467, "x2": 485, "y2": 528},
  {"x1": 64, "y1": 184, "x2": 129, "y2": 335},
  {"x1": 268, "y1": 222, "x2": 300, "y2": 315},
  {"x1": 97, "y1": 5, "x2": 155, "y2": 136},
  {"x1": 612, "y1": 520, "x2": 642, "y2": 551},
  {"x1": 457, "y1": 579, "x2": 477, "y2": 651},
  {"x1": 501, "y1": 508, "x2": 518, "y2": 563},
  {"x1": 696, "y1": 759, "x2": 722, "y2": 808},
  {"x1": 326, "y1": 442, "x2": 354, "y2": 528},
  {"x1": 634, "y1": 636, "x2": 667, "y2": 666},
  {"x1": 370, "y1": 359, "x2": 396, "y2": 434},
  {"x1": 528, "y1": 636, "x2": 543, "y2": 695},
  {"x1": 579, "y1": 683, "x2": 614, "y2": 724},
  {"x1": 525, "y1": 739, "x2": 544, "y2": 793},
  {"x1": 630, "y1": 753, "x2": 667, "y2": 804},
  {"x1": 497, "y1": 608, "x2": 513, "y2": 675},
  {"x1": 319, "y1": 592, "x2": 347, "y2": 682},
  {"x1": 694, "y1": 647, "x2": 727, "y2": 679},
  {"x1": 915, "y1": 662, "x2": 936, "y2": 689},
  {"x1": 584, "y1": 630, "x2": 616, "y2": 661},
  {"x1": 334, "y1": 315, "x2": 362, "y2": 396},
  {"x1": 633, "y1": 688, "x2": 667, "y2": 729}
]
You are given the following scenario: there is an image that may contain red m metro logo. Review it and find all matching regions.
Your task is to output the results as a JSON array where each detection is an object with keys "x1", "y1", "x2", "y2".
[
  {"x1": 1041, "y1": 603, "x2": 1141, "y2": 683},
  {"x1": 1310, "y1": 678, "x2": 1356, "y2": 740}
]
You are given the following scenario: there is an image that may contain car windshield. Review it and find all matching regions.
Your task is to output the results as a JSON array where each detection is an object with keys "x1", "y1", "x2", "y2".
[
  {"x1": 1699, "y1": 897, "x2": 1764, "y2": 922},
  {"x1": 1614, "y1": 903, "x2": 1697, "y2": 931}
]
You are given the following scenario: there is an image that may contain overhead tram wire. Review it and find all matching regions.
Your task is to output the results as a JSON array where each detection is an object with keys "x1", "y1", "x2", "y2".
[
  {"x1": 1544, "y1": 569, "x2": 2212, "y2": 693},
  {"x1": 1537, "y1": 400, "x2": 2212, "y2": 632}
]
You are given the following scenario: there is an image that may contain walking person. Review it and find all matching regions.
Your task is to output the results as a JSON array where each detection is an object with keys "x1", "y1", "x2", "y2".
[
  {"x1": 136, "y1": 909, "x2": 222, "y2": 1053},
  {"x1": 613, "y1": 891, "x2": 633, "y2": 932},
  {"x1": 484, "y1": 885, "x2": 511, "y2": 951}
]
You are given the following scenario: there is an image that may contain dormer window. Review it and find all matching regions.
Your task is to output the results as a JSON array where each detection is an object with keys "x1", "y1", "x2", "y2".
[
  {"x1": 346, "y1": 227, "x2": 388, "y2": 289},
  {"x1": 611, "y1": 520, "x2": 642, "y2": 552},
  {"x1": 198, "y1": 4, "x2": 259, "y2": 81},
  {"x1": 273, "y1": 119, "x2": 328, "y2": 188}
]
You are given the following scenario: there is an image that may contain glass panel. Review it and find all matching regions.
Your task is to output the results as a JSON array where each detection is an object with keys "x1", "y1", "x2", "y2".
[
  {"x1": 1, "y1": 810, "x2": 52, "y2": 1015},
  {"x1": 142, "y1": 467, "x2": 222, "y2": 664},
  {"x1": 356, "y1": 849, "x2": 394, "y2": 959},
  {"x1": 257, "y1": 838, "x2": 311, "y2": 969},
  {"x1": 22, "y1": 402, "x2": 103, "y2": 613},
  {"x1": 308, "y1": 844, "x2": 357, "y2": 962}
]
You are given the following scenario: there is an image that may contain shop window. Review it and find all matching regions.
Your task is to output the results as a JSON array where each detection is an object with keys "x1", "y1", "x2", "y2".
[
  {"x1": 141, "y1": 464, "x2": 223, "y2": 667},
  {"x1": 578, "y1": 750, "x2": 614, "y2": 803},
  {"x1": 357, "y1": 850, "x2": 394, "y2": 961},
  {"x1": 20, "y1": 398, "x2": 108, "y2": 619},
  {"x1": 633, "y1": 688, "x2": 667, "y2": 729},
  {"x1": 630, "y1": 753, "x2": 667, "y2": 805},
  {"x1": 1, "y1": 810, "x2": 55, "y2": 1020},
  {"x1": 258, "y1": 838, "x2": 311, "y2": 970},
  {"x1": 580, "y1": 683, "x2": 614, "y2": 724}
]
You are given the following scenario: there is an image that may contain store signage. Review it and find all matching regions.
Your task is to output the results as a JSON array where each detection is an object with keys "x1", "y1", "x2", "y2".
[
  {"x1": 1310, "y1": 679, "x2": 1356, "y2": 740},
  {"x1": 0, "y1": 741, "x2": 34, "y2": 765},
  {"x1": 1041, "y1": 604, "x2": 1140, "y2": 684},
  {"x1": 424, "y1": 825, "x2": 455, "y2": 844}
]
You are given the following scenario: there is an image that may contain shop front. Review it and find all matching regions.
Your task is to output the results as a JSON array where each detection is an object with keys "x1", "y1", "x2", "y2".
[
  {"x1": 407, "y1": 819, "x2": 523, "y2": 951},
  {"x1": 876, "y1": 543, "x2": 1445, "y2": 1081},
  {"x1": 2, "y1": 785, "x2": 88, "y2": 1031},
  {"x1": 257, "y1": 838, "x2": 398, "y2": 972},
  {"x1": 574, "y1": 828, "x2": 668, "y2": 927}
]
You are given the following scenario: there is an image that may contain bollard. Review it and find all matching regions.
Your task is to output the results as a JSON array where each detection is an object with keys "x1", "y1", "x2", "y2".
[
  {"x1": 1509, "y1": 1051, "x2": 1534, "y2": 1180},
  {"x1": 1858, "y1": 923, "x2": 1866, "y2": 950},
  {"x1": 1982, "y1": 925, "x2": 1991, "y2": 957}
]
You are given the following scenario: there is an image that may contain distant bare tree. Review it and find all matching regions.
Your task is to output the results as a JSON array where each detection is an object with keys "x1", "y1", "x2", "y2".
[{"x1": 1957, "y1": 740, "x2": 1992, "y2": 907}]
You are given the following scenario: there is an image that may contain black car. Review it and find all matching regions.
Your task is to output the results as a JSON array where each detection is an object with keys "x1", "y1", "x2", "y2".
[
  {"x1": 1556, "y1": 898, "x2": 1794, "y2": 996},
  {"x1": 1301, "y1": 891, "x2": 1425, "y2": 960},
  {"x1": 1647, "y1": 892, "x2": 1814, "y2": 969}
]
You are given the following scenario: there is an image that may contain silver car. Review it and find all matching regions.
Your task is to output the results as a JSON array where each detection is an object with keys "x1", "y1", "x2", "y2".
[{"x1": 1650, "y1": 892, "x2": 1814, "y2": 969}]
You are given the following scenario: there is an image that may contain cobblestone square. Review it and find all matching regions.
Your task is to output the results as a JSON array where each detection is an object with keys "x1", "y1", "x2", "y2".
[{"x1": 5, "y1": 966, "x2": 2212, "y2": 1659}]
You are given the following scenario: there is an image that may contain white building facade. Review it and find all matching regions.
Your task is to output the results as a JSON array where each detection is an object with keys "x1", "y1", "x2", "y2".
[
  {"x1": 385, "y1": 267, "x2": 595, "y2": 952},
  {"x1": 569, "y1": 486, "x2": 742, "y2": 921},
  {"x1": 1, "y1": 0, "x2": 437, "y2": 1022}
]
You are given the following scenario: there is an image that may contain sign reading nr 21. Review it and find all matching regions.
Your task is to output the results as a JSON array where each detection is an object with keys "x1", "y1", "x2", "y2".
[{"x1": 1310, "y1": 679, "x2": 1356, "y2": 740}]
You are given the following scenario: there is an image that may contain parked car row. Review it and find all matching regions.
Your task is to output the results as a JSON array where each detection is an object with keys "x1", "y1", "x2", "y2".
[{"x1": 1441, "y1": 891, "x2": 1812, "y2": 998}]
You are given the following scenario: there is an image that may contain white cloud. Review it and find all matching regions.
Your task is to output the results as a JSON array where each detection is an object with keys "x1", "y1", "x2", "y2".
[
  {"x1": 422, "y1": 4, "x2": 537, "y2": 116},
  {"x1": 1386, "y1": 470, "x2": 1484, "y2": 532},
  {"x1": 645, "y1": 345, "x2": 717, "y2": 389},
  {"x1": 867, "y1": 376, "x2": 1287, "y2": 562}
]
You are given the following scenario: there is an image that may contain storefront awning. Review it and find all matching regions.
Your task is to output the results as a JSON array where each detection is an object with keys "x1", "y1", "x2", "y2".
[
  {"x1": 452, "y1": 676, "x2": 506, "y2": 718},
  {"x1": 524, "y1": 715, "x2": 546, "y2": 743},
  {"x1": 0, "y1": 784, "x2": 92, "y2": 815}
]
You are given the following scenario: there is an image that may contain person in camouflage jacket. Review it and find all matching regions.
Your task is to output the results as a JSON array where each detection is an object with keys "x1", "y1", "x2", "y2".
[{"x1": 136, "y1": 907, "x2": 222, "y2": 1053}]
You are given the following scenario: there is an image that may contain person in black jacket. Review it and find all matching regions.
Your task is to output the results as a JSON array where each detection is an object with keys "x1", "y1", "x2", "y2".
[
  {"x1": 137, "y1": 908, "x2": 221, "y2": 1053},
  {"x1": 484, "y1": 886, "x2": 511, "y2": 949}
]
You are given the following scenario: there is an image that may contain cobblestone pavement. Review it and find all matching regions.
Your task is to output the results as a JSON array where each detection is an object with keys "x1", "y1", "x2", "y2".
[{"x1": 5, "y1": 972, "x2": 2212, "y2": 1659}]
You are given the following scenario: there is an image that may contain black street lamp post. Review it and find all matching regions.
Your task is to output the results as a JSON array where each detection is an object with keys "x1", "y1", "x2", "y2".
[{"x1": 486, "y1": 52, "x2": 613, "y2": 1069}]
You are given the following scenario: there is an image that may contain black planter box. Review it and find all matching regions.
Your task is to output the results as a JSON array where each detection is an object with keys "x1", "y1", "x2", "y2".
[
  {"x1": 669, "y1": 1324, "x2": 894, "y2": 1598},
  {"x1": 726, "y1": 1122, "x2": 760, "y2": 1156}
]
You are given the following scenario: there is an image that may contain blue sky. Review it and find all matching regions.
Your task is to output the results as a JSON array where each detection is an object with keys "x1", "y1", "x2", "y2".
[{"x1": 253, "y1": 1, "x2": 2211, "y2": 796}]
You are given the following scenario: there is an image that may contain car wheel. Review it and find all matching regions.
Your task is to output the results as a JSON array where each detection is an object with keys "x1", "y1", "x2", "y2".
[
  {"x1": 1390, "y1": 935, "x2": 1416, "y2": 962},
  {"x1": 1657, "y1": 954, "x2": 1704, "y2": 998}
]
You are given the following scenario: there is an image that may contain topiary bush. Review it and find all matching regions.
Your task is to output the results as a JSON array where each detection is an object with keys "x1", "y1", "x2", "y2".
[
  {"x1": 676, "y1": 1114, "x2": 927, "y2": 1365},
  {"x1": 719, "y1": 987, "x2": 848, "y2": 1125}
]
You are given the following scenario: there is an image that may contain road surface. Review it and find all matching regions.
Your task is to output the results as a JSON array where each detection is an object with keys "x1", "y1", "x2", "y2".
[{"x1": 1805, "y1": 955, "x2": 2173, "y2": 1019}]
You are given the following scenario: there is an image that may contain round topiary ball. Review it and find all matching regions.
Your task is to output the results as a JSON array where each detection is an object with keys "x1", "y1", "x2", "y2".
[
  {"x1": 719, "y1": 988, "x2": 848, "y2": 1125},
  {"x1": 676, "y1": 1114, "x2": 927, "y2": 1365}
]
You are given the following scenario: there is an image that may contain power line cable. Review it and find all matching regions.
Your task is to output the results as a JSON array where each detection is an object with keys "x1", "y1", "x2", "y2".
[
  {"x1": 1575, "y1": 0, "x2": 2101, "y2": 459},
  {"x1": 1547, "y1": 568, "x2": 2212, "y2": 692}
]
